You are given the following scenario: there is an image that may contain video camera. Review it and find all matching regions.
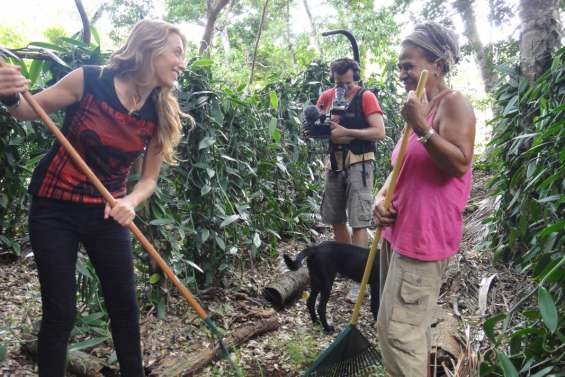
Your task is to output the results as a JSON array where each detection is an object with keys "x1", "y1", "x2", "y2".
[{"x1": 302, "y1": 85, "x2": 349, "y2": 139}]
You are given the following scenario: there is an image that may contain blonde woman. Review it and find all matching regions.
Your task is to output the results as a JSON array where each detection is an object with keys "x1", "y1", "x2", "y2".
[{"x1": 0, "y1": 20, "x2": 191, "y2": 376}]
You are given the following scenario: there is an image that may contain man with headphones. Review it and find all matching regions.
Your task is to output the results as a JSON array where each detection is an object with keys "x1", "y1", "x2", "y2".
[{"x1": 317, "y1": 58, "x2": 386, "y2": 301}]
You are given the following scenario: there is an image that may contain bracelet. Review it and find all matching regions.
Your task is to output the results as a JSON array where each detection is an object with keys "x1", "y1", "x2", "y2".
[
  {"x1": 417, "y1": 127, "x2": 435, "y2": 144},
  {"x1": 0, "y1": 93, "x2": 21, "y2": 108}
]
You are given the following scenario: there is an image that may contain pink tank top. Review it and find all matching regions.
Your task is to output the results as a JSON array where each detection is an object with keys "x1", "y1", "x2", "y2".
[{"x1": 381, "y1": 93, "x2": 472, "y2": 261}]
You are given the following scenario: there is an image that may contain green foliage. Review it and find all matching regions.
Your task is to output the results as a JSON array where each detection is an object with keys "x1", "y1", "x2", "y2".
[
  {"x1": 0, "y1": 46, "x2": 60, "y2": 253},
  {"x1": 0, "y1": 109, "x2": 35, "y2": 255},
  {"x1": 165, "y1": 0, "x2": 206, "y2": 23},
  {"x1": 364, "y1": 60, "x2": 404, "y2": 186},
  {"x1": 198, "y1": 0, "x2": 304, "y2": 86},
  {"x1": 107, "y1": 0, "x2": 154, "y2": 44},
  {"x1": 0, "y1": 31, "x2": 105, "y2": 257},
  {"x1": 138, "y1": 54, "x2": 404, "y2": 287},
  {"x1": 206, "y1": 354, "x2": 248, "y2": 377},
  {"x1": 488, "y1": 0, "x2": 514, "y2": 27},
  {"x1": 43, "y1": 25, "x2": 68, "y2": 44},
  {"x1": 286, "y1": 330, "x2": 320, "y2": 367},
  {"x1": 76, "y1": 252, "x2": 106, "y2": 312},
  {"x1": 165, "y1": 0, "x2": 402, "y2": 89},
  {"x1": 70, "y1": 310, "x2": 111, "y2": 352},
  {"x1": 0, "y1": 25, "x2": 28, "y2": 48},
  {"x1": 139, "y1": 59, "x2": 329, "y2": 286},
  {"x1": 420, "y1": 0, "x2": 452, "y2": 23},
  {"x1": 317, "y1": 3, "x2": 400, "y2": 70},
  {"x1": 486, "y1": 48, "x2": 564, "y2": 267},
  {"x1": 481, "y1": 47, "x2": 564, "y2": 376},
  {"x1": 399, "y1": 0, "x2": 519, "y2": 94},
  {"x1": 486, "y1": 39, "x2": 520, "y2": 76}
]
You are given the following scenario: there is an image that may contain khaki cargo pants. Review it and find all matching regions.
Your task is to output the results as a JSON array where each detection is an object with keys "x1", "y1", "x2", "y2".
[
  {"x1": 376, "y1": 240, "x2": 450, "y2": 377},
  {"x1": 320, "y1": 161, "x2": 374, "y2": 228}
]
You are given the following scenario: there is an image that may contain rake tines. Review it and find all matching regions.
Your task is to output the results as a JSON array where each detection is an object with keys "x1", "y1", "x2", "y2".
[
  {"x1": 309, "y1": 349, "x2": 381, "y2": 377},
  {"x1": 305, "y1": 326, "x2": 381, "y2": 377}
]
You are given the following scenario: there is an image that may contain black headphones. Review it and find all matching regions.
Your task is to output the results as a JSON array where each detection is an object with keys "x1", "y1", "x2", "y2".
[{"x1": 329, "y1": 58, "x2": 361, "y2": 82}]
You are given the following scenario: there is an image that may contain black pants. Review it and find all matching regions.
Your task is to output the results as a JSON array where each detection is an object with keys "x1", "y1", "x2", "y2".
[{"x1": 28, "y1": 197, "x2": 143, "y2": 377}]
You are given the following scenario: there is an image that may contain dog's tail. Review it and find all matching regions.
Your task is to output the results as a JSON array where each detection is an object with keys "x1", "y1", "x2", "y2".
[{"x1": 283, "y1": 246, "x2": 315, "y2": 271}]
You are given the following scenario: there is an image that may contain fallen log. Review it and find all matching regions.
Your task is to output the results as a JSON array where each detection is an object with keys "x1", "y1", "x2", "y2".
[
  {"x1": 262, "y1": 266, "x2": 309, "y2": 309},
  {"x1": 152, "y1": 317, "x2": 280, "y2": 377},
  {"x1": 21, "y1": 338, "x2": 114, "y2": 377}
]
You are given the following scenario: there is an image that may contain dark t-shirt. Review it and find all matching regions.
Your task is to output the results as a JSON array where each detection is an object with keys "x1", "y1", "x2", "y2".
[{"x1": 29, "y1": 65, "x2": 158, "y2": 204}]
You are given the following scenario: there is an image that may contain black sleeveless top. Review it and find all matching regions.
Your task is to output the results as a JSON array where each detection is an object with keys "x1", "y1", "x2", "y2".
[{"x1": 29, "y1": 65, "x2": 158, "y2": 204}]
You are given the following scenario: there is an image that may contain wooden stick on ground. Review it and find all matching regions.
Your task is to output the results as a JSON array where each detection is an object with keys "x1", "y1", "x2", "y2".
[{"x1": 152, "y1": 317, "x2": 281, "y2": 376}]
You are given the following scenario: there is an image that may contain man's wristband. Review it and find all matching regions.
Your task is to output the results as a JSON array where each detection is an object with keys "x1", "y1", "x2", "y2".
[
  {"x1": 0, "y1": 93, "x2": 21, "y2": 108},
  {"x1": 417, "y1": 127, "x2": 435, "y2": 144}
]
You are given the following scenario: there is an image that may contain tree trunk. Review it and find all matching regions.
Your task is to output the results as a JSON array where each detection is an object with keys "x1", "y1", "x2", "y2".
[
  {"x1": 74, "y1": 0, "x2": 91, "y2": 44},
  {"x1": 216, "y1": 1, "x2": 234, "y2": 64},
  {"x1": 248, "y1": 0, "x2": 269, "y2": 86},
  {"x1": 453, "y1": 0, "x2": 498, "y2": 92},
  {"x1": 286, "y1": 0, "x2": 297, "y2": 66},
  {"x1": 219, "y1": 26, "x2": 231, "y2": 64},
  {"x1": 302, "y1": 0, "x2": 321, "y2": 54},
  {"x1": 199, "y1": 0, "x2": 231, "y2": 56},
  {"x1": 519, "y1": 0, "x2": 562, "y2": 82}
]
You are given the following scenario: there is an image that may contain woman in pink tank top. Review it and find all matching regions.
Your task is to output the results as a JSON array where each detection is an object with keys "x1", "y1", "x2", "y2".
[{"x1": 373, "y1": 23, "x2": 476, "y2": 377}]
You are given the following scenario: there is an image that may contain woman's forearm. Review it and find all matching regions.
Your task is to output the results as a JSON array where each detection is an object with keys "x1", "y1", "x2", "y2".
[
  {"x1": 125, "y1": 178, "x2": 158, "y2": 208},
  {"x1": 7, "y1": 96, "x2": 41, "y2": 121}
]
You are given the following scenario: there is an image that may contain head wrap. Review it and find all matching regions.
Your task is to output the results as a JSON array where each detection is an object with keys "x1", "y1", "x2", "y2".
[{"x1": 403, "y1": 22, "x2": 460, "y2": 71}]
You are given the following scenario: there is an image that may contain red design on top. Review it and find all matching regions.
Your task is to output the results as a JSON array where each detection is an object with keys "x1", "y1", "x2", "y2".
[{"x1": 30, "y1": 67, "x2": 157, "y2": 204}]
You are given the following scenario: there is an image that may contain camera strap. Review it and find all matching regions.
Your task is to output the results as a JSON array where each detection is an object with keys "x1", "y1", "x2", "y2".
[
  {"x1": 361, "y1": 154, "x2": 367, "y2": 187},
  {"x1": 329, "y1": 143, "x2": 337, "y2": 170},
  {"x1": 329, "y1": 140, "x2": 347, "y2": 171}
]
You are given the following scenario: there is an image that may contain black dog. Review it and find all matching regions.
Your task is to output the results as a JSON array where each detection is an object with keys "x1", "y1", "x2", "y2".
[{"x1": 284, "y1": 240, "x2": 380, "y2": 333}]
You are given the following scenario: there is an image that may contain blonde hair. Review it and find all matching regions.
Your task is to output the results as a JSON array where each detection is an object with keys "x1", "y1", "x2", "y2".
[{"x1": 107, "y1": 19, "x2": 194, "y2": 164}]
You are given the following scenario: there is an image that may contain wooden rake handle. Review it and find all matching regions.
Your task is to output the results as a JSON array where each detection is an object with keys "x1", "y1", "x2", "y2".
[
  {"x1": 351, "y1": 70, "x2": 429, "y2": 325},
  {"x1": 21, "y1": 91, "x2": 209, "y2": 320}
]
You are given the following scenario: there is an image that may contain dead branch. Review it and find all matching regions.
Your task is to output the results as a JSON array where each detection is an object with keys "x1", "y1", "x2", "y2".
[{"x1": 152, "y1": 317, "x2": 280, "y2": 376}]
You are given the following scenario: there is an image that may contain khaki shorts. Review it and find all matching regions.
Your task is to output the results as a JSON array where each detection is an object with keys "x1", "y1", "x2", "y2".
[
  {"x1": 320, "y1": 161, "x2": 374, "y2": 229},
  {"x1": 376, "y1": 240, "x2": 450, "y2": 377}
]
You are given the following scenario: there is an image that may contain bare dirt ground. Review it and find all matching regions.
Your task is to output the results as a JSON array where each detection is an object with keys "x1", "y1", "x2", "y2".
[{"x1": 1, "y1": 170, "x2": 528, "y2": 376}]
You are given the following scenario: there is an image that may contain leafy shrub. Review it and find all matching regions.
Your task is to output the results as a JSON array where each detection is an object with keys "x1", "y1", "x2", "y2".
[{"x1": 481, "y1": 47, "x2": 564, "y2": 376}]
